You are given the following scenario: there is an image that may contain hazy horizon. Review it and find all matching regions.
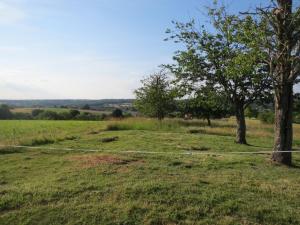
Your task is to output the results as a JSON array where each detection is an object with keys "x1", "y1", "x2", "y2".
[{"x1": 0, "y1": 0, "x2": 284, "y2": 99}]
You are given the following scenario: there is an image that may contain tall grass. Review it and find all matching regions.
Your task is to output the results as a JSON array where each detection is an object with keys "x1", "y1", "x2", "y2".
[
  {"x1": 105, "y1": 118, "x2": 182, "y2": 131},
  {"x1": 105, "y1": 118, "x2": 236, "y2": 132}
]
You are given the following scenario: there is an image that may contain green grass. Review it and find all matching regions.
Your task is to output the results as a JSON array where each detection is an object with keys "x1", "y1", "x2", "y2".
[{"x1": 1, "y1": 118, "x2": 300, "y2": 224}]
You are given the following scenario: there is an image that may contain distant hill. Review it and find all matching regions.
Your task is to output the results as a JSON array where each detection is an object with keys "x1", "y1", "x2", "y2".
[{"x1": 0, "y1": 99, "x2": 134, "y2": 110}]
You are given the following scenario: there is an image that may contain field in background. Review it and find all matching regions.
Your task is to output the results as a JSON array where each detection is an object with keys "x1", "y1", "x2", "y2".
[
  {"x1": 10, "y1": 107, "x2": 112, "y2": 115},
  {"x1": 1, "y1": 118, "x2": 300, "y2": 224}
]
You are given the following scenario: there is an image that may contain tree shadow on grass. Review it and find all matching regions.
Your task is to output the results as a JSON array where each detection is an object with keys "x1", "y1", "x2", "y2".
[
  {"x1": 291, "y1": 164, "x2": 300, "y2": 169},
  {"x1": 187, "y1": 129, "x2": 234, "y2": 137},
  {"x1": 0, "y1": 147, "x2": 25, "y2": 155},
  {"x1": 246, "y1": 143, "x2": 272, "y2": 149}
]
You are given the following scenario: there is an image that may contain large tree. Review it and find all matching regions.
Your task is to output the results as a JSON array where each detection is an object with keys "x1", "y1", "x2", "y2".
[
  {"x1": 255, "y1": 0, "x2": 300, "y2": 165},
  {"x1": 166, "y1": 5, "x2": 272, "y2": 144},
  {"x1": 134, "y1": 70, "x2": 175, "y2": 120}
]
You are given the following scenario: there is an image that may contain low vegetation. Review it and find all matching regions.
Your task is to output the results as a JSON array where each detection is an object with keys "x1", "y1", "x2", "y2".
[{"x1": 0, "y1": 105, "x2": 133, "y2": 121}]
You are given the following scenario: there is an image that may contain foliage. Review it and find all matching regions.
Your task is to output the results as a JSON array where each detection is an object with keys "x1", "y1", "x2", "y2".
[
  {"x1": 10, "y1": 109, "x2": 105, "y2": 121},
  {"x1": 37, "y1": 110, "x2": 62, "y2": 120},
  {"x1": 134, "y1": 70, "x2": 176, "y2": 120},
  {"x1": 74, "y1": 112, "x2": 104, "y2": 121},
  {"x1": 70, "y1": 109, "x2": 80, "y2": 118},
  {"x1": 13, "y1": 112, "x2": 33, "y2": 120},
  {"x1": 31, "y1": 109, "x2": 44, "y2": 117},
  {"x1": 0, "y1": 105, "x2": 13, "y2": 119},
  {"x1": 185, "y1": 87, "x2": 232, "y2": 125},
  {"x1": 165, "y1": 6, "x2": 272, "y2": 108},
  {"x1": 81, "y1": 104, "x2": 91, "y2": 110},
  {"x1": 245, "y1": 105, "x2": 259, "y2": 118},
  {"x1": 165, "y1": 2, "x2": 272, "y2": 143},
  {"x1": 111, "y1": 108, "x2": 123, "y2": 118},
  {"x1": 258, "y1": 111, "x2": 275, "y2": 124}
]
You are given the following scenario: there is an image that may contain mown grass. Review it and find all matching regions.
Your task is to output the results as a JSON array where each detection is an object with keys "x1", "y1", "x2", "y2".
[{"x1": 1, "y1": 118, "x2": 300, "y2": 224}]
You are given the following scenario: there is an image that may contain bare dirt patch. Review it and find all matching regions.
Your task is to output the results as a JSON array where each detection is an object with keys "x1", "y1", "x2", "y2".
[{"x1": 69, "y1": 155, "x2": 141, "y2": 168}]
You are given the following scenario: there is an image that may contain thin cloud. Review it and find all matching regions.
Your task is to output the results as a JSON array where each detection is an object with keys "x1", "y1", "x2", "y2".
[
  {"x1": 0, "y1": 81, "x2": 57, "y2": 99},
  {"x1": 0, "y1": 1, "x2": 26, "y2": 25}
]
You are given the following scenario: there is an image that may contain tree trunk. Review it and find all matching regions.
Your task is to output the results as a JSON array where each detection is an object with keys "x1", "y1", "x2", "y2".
[
  {"x1": 271, "y1": 0, "x2": 294, "y2": 166},
  {"x1": 235, "y1": 104, "x2": 247, "y2": 144},
  {"x1": 272, "y1": 84, "x2": 293, "y2": 165},
  {"x1": 207, "y1": 116, "x2": 211, "y2": 126}
]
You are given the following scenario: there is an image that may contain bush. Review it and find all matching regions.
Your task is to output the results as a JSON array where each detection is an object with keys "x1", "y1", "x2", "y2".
[
  {"x1": 81, "y1": 104, "x2": 90, "y2": 110},
  {"x1": 37, "y1": 111, "x2": 61, "y2": 120},
  {"x1": 123, "y1": 112, "x2": 133, "y2": 118},
  {"x1": 245, "y1": 106, "x2": 259, "y2": 118},
  {"x1": 294, "y1": 113, "x2": 300, "y2": 124},
  {"x1": 101, "y1": 113, "x2": 108, "y2": 120},
  {"x1": 258, "y1": 111, "x2": 275, "y2": 124},
  {"x1": 13, "y1": 112, "x2": 33, "y2": 120},
  {"x1": 112, "y1": 108, "x2": 123, "y2": 118},
  {"x1": 75, "y1": 112, "x2": 102, "y2": 121},
  {"x1": 70, "y1": 109, "x2": 80, "y2": 118},
  {"x1": 58, "y1": 111, "x2": 73, "y2": 120},
  {"x1": 32, "y1": 109, "x2": 44, "y2": 117},
  {"x1": 0, "y1": 105, "x2": 13, "y2": 119}
]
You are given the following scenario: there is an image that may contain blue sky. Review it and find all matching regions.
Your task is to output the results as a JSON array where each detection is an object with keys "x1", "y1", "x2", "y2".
[{"x1": 0, "y1": 0, "x2": 273, "y2": 99}]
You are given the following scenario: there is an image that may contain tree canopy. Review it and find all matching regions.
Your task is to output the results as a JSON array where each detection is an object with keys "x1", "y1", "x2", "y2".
[
  {"x1": 134, "y1": 70, "x2": 175, "y2": 120},
  {"x1": 165, "y1": 3, "x2": 272, "y2": 144}
]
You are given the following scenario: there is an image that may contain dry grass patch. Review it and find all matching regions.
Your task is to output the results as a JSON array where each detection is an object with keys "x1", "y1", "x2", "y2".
[{"x1": 69, "y1": 154, "x2": 140, "y2": 168}]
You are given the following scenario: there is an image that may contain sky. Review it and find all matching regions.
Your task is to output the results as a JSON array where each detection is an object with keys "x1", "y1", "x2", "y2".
[{"x1": 0, "y1": 0, "x2": 278, "y2": 99}]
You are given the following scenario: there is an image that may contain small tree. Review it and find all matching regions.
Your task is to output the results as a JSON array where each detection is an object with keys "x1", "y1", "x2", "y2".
[
  {"x1": 111, "y1": 108, "x2": 123, "y2": 118},
  {"x1": 134, "y1": 70, "x2": 175, "y2": 120},
  {"x1": 32, "y1": 109, "x2": 44, "y2": 117},
  {"x1": 70, "y1": 109, "x2": 80, "y2": 118},
  {"x1": 0, "y1": 104, "x2": 13, "y2": 119},
  {"x1": 81, "y1": 104, "x2": 90, "y2": 110},
  {"x1": 185, "y1": 86, "x2": 231, "y2": 126},
  {"x1": 245, "y1": 105, "x2": 259, "y2": 118}
]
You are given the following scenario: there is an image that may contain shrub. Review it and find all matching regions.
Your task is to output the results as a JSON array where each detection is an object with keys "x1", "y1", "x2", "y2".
[
  {"x1": 258, "y1": 111, "x2": 275, "y2": 124},
  {"x1": 13, "y1": 112, "x2": 33, "y2": 120},
  {"x1": 37, "y1": 111, "x2": 61, "y2": 120},
  {"x1": 75, "y1": 112, "x2": 102, "y2": 121},
  {"x1": 32, "y1": 109, "x2": 44, "y2": 117},
  {"x1": 70, "y1": 109, "x2": 80, "y2": 118},
  {"x1": 81, "y1": 104, "x2": 90, "y2": 110},
  {"x1": 101, "y1": 113, "x2": 108, "y2": 120},
  {"x1": 123, "y1": 112, "x2": 133, "y2": 118},
  {"x1": 245, "y1": 106, "x2": 259, "y2": 118},
  {"x1": 58, "y1": 111, "x2": 73, "y2": 120},
  {"x1": 112, "y1": 108, "x2": 123, "y2": 118},
  {"x1": 293, "y1": 113, "x2": 300, "y2": 124},
  {"x1": 0, "y1": 104, "x2": 13, "y2": 119}
]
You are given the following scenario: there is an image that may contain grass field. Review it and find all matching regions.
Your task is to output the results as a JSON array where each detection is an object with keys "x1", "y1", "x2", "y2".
[{"x1": 1, "y1": 118, "x2": 300, "y2": 224}]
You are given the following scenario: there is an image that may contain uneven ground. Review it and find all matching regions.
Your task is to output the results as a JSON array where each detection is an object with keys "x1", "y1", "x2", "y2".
[{"x1": 0, "y1": 118, "x2": 300, "y2": 225}]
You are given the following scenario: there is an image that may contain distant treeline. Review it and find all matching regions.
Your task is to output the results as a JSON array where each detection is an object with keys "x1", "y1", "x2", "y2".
[
  {"x1": 0, "y1": 105, "x2": 131, "y2": 121},
  {"x1": 0, "y1": 99, "x2": 134, "y2": 110},
  {"x1": 1, "y1": 98, "x2": 300, "y2": 124}
]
